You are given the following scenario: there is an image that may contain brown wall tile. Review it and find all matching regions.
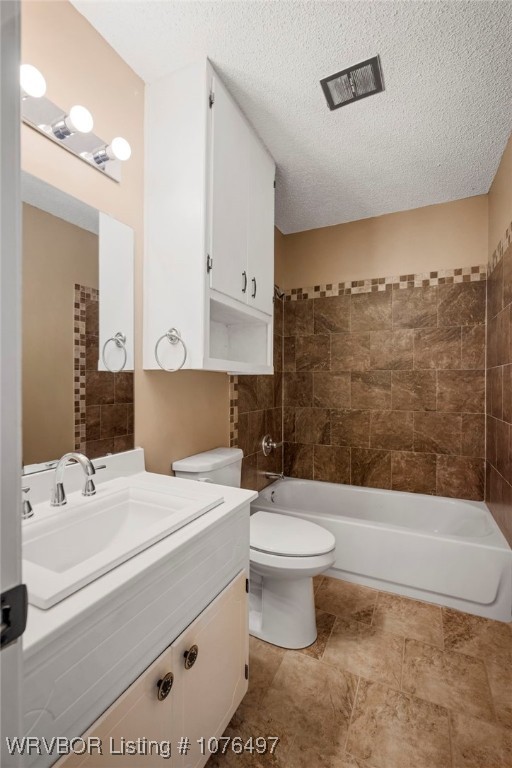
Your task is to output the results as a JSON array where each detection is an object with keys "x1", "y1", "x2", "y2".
[
  {"x1": 238, "y1": 375, "x2": 258, "y2": 413},
  {"x1": 85, "y1": 371, "x2": 114, "y2": 405},
  {"x1": 313, "y1": 445, "x2": 350, "y2": 484},
  {"x1": 391, "y1": 452, "x2": 436, "y2": 494},
  {"x1": 284, "y1": 442, "x2": 313, "y2": 479},
  {"x1": 258, "y1": 376, "x2": 275, "y2": 411},
  {"x1": 331, "y1": 409, "x2": 370, "y2": 447},
  {"x1": 437, "y1": 455, "x2": 484, "y2": 501},
  {"x1": 370, "y1": 411, "x2": 414, "y2": 451},
  {"x1": 283, "y1": 407, "x2": 296, "y2": 442},
  {"x1": 86, "y1": 438, "x2": 114, "y2": 460},
  {"x1": 283, "y1": 372, "x2": 313, "y2": 406},
  {"x1": 313, "y1": 372, "x2": 351, "y2": 409},
  {"x1": 331, "y1": 332, "x2": 370, "y2": 372},
  {"x1": 281, "y1": 271, "x2": 487, "y2": 503},
  {"x1": 284, "y1": 299, "x2": 314, "y2": 336},
  {"x1": 370, "y1": 329, "x2": 413, "y2": 370},
  {"x1": 392, "y1": 371, "x2": 436, "y2": 411},
  {"x1": 438, "y1": 282, "x2": 486, "y2": 326},
  {"x1": 351, "y1": 291, "x2": 392, "y2": 332},
  {"x1": 414, "y1": 328, "x2": 461, "y2": 369},
  {"x1": 502, "y1": 364, "x2": 512, "y2": 423},
  {"x1": 461, "y1": 326, "x2": 485, "y2": 369},
  {"x1": 114, "y1": 372, "x2": 134, "y2": 403},
  {"x1": 295, "y1": 408, "x2": 330, "y2": 445},
  {"x1": 296, "y1": 334, "x2": 330, "y2": 371},
  {"x1": 392, "y1": 286, "x2": 437, "y2": 328},
  {"x1": 352, "y1": 371, "x2": 391, "y2": 410},
  {"x1": 101, "y1": 403, "x2": 128, "y2": 439},
  {"x1": 283, "y1": 337, "x2": 296, "y2": 371},
  {"x1": 488, "y1": 366, "x2": 503, "y2": 419},
  {"x1": 437, "y1": 370, "x2": 485, "y2": 413},
  {"x1": 461, "y1": 413, "x2": 485, "y2": 458},
  {"x1": 414, "y1": 412, "x2": 461, "y2": 455},
  {"x1": 314, "y1": 295, "x2": 350, "y2": 334},
  {"x1": 241, "y1": 453, "x2": 258, "y2": 491},
  {"x1": 113, "y1": 434, "x2": 134, "y2": 453},
  {"x1": 351, "y1": 448, "x2": 391, "y2": 489},
  {"x1": 85, "y1": 406, "x2": 100, "y2": 442}
]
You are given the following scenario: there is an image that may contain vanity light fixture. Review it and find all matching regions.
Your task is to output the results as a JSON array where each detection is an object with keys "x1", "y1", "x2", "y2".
[
  {"x1": 92, "y1": 136, "x2": 132, "y2": 166},
  {"x1": 20, "y1": 64, "x2": 46, "y2": 99},
  {"x1": 51, "y1": 105, "x2": 94, "y2": 140},
  {"x1": 21, "y1": 71, "x2": 126, "y2": 182}
]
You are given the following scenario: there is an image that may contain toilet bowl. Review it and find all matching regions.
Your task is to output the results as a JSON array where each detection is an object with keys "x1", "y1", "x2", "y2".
[
  {"x1": 172, "y1": 447, "x2": 336, "y2": 650},
  {"x1": 249, "y1": 511, "x2": 335, "y2": 648}
]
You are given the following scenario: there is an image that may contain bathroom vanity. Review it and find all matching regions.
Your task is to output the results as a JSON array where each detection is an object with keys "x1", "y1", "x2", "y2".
[{"x1": 22, "y1": 450, "x2": 256, "y2": 768}]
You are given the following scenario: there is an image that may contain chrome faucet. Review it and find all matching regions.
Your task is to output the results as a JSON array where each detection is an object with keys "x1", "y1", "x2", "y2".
[
  {"x1": 22, "y1": 486, "x2": 34, "y2": 519},
  {"x1": 50, "y1": 452, "x2": 96, "y2": 507},
  {"x1": 265, "y1": 472, "x2": 284, "y2": 481}
]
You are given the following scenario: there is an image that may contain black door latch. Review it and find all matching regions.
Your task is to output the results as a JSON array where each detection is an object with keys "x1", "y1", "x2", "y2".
[{"x1": 1, "y1": 584, "x2": 28, "y2": 648}]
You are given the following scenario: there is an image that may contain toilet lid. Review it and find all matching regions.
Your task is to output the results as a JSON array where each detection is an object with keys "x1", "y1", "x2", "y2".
[{"x1": 250, "y1": 511, "x2": 336, "y2": 557}]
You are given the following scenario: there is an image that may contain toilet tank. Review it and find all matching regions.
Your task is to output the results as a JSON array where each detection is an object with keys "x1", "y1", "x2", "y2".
[{"x1": 172, "y1": 447, "x2": 243, "y2": 487}]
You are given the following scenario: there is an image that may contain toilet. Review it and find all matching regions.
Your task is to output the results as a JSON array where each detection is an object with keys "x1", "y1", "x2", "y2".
[{"x1": 172, "y1": 447, "x2": 336, "y2": 649}]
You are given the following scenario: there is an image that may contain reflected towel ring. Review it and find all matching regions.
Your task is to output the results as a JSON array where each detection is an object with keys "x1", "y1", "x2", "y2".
[
  {"x1": 102, "y1": 332, "x2": 127, "y2": 373},
  {"x1": 155, "y1": 328, "x2": 187, "y2": 372}
]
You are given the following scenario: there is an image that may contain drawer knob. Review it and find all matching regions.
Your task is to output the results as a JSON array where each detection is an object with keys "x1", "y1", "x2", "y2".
[
  {"x1": 184, "y1": 644, "x2": 199, "y2": 670},
  {"x1": 156, "y1": 672, "x2": 174, "y2": 701}
]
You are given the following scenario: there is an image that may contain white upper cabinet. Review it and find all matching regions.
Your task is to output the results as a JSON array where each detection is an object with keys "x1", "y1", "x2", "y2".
[
  {"x1": 144, "y1": 60, "x2": 276, "y2": 374},
  {"x1": 247, "y1": 135, "x2": 276, "y2": 315},
  {"x1": 209, "y1": 74, "x2": 251, "y2": 304}
]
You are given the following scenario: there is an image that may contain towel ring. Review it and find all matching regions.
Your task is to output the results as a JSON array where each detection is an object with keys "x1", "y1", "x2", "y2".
[
  {"x1": 102, "y1": 332, "x2": 127, "y2": 373},
  {"x1": 155, "y1": 328, "x2": 187, "y2": 372}
]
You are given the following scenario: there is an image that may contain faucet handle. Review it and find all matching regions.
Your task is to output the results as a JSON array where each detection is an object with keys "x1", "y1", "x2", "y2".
[{"x1": 21, "y1": 486, "x2": 34, "y2": 520}]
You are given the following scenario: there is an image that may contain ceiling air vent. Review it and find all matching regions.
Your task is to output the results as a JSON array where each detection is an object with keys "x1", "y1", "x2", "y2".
[{"x1": 320, "y1": 56, "x2": 384, "y2": 110}]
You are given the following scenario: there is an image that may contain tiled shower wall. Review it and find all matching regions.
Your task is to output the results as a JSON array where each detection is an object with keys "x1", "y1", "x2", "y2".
[
  {"x1": 74, "y1": 286, "x2": 134, "y2": 459},
  {"x1": 231, "y1": 297, "x2": 284, "y2": 491},
  {"x1": 486, "y1": 227, "x2": 512, "y2": 544},
  {"x1": 282, "y1": 269, "x2": 487, "y2": 500}
]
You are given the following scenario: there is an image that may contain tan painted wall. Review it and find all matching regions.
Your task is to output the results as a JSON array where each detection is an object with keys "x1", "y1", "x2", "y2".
[
  {"x1": 21, "y1": 1, "x2": 229, "y2": 476},
  {"x1": 488, "y1": 133, "x2": 512, "y2": 256},
  {"x1": 22, "y1": 203, "x2": 98, "y2": 464},
  {"x1": 279, "y1": 196, "x2": 488, "y2": 289}
]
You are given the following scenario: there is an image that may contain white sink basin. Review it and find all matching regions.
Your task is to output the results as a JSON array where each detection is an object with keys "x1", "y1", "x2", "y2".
[{"x1": 23, "y1": 475, "x2": 224, "y2": 609}]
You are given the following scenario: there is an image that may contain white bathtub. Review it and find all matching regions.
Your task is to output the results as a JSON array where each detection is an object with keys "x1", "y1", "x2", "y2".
[{"x1": 253, "y1": 479, "x2": 512, "y2": 622}]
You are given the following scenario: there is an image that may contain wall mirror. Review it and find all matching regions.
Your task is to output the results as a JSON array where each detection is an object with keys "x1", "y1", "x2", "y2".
[{"x1": 21, "y1": 172, "x2": 135, "y2": 473}]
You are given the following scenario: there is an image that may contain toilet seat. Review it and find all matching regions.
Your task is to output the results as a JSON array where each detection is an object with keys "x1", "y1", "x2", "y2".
[{"x1": 250, "y1": 511, "x2": 335, "y2": 557}]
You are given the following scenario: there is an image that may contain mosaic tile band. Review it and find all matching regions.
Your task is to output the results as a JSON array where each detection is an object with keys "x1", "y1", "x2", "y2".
[
  {"x1": 73, "y1": 284, "x2": 98, "y2": 452},
  {"x1": 489, "y1": 220, "x2": 512, "y2": 273},
  {"x1": 285, "y1": 264, "x2": 487, "y2": 301}
]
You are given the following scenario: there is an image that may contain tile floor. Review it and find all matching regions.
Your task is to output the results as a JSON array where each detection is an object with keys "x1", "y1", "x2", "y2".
[{"x1": 208, "y1": 576, "x2": 512, "y2": 768}]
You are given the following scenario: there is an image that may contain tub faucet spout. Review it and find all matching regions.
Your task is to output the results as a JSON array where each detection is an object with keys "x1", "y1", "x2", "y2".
[{"x1": 265, "y1": 472, "x2": 284, "y2": 480}]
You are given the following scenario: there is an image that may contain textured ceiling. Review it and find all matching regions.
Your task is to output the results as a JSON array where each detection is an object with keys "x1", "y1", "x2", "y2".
[{"x1": 71, "y1": 1, "x2": 512, "y2": 233}]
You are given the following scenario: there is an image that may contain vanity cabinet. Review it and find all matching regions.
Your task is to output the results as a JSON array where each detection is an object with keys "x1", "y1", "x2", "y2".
[
  {"x1": 144, "y1": 59, "x2": 275, "y2": 374},
  {"x1": 57, "y1": 571, "x2": 248, "y2": 767}
]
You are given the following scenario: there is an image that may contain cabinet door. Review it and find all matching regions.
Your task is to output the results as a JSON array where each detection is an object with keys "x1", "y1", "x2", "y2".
[
  {"x1": 247, "y1": 138, "x2": 275, "y2": 316},
  {"x1": 209, "y1": 75, "x2": 250, "y2": 304},
  {"x1": 171, "y1": 571, "x2": 248, "y2": 768},
  {"x1": 98, "y1": 213, "x2": 135, "y2": 372},
  {"x1": 56, "y1": 646, "x2": 176, "y2": 767}
]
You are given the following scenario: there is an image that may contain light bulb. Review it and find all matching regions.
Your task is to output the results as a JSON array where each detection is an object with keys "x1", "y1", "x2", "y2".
[
  {"x1": 66, "y1": 105, "x2": 94, "y2": 134},
  {"x1": 109, "y1": 137, "x2": 131, "y2": 161},
  {"x1": 20, "y1": 64, "x2": 46, "y2": 98},
  {"x1": 92, "y1": 137, "x2": 132, "y2": 166}
]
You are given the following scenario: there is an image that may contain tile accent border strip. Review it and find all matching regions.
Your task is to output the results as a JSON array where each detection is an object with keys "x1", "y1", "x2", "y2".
[
  {"x1": 284, "y1": 264, "x2": 487, "y2": 301},
  {"x1": 489, "y1": 220, "x2": 512, "y2": 273},
  {"x1": 229, "y1": 375, "x2": 239, "y2": 448},
  {"x1": 73, "y1": 284, "x2": 98, "y2": 452}
]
